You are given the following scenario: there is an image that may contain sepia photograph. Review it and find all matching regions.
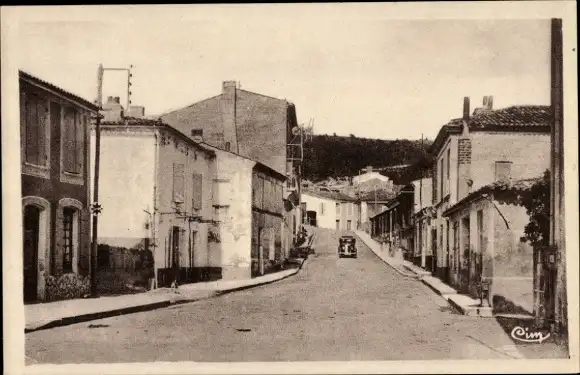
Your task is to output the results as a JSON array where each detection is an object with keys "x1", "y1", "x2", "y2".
[{"x1": 1, "y1": 2, "x2": 578, "y2": 374}]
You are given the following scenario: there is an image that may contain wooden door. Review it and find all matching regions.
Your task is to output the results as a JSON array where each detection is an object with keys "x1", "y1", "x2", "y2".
[{"x1": 23, "y1": 206, "x2": 40, "y2": 303}]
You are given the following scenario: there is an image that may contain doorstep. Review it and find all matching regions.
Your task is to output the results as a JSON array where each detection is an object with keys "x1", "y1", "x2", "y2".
[{"x1": 447, "y1": 294, "x2": 493, "y2": 317}]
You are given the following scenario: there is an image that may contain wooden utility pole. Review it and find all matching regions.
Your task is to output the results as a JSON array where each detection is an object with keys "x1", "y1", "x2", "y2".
[
  {"x1": 90, "y1": 64, "x2": 104, "y2": 298},
  {"x1": 549, "y1": 18, "x2": 566, "y2": 334}
]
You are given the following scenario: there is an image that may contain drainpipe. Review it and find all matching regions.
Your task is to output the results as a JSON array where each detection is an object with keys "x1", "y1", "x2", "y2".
[{"x1": 152, "y1": 124, "x2": 159, "y2": 289}]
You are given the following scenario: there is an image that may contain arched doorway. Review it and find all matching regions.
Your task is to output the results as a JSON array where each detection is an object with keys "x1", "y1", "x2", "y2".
[{"x1": 23, "y1": 196, "x2": 51, "y2": 303}]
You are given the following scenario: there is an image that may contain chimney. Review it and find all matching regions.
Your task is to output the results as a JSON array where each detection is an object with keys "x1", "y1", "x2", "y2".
[
  {"x1": 127, "y1": 105, "x2": 145, "y2": 118},
  {"x1": 221, "y1": 81, "x2": 238, "y2": 153},
  {"x1": 101, "y1": 95, "x2": 124, "y2": 122},
  {"x1": 473, "y1": 96, "x2": 494, "y2": 115},
  {"x1": 457, "y1": 96, "x2": 473, "y2": 200},
  {"x1": 462, "y1": 96, "x2": 470, "y2": 135}
]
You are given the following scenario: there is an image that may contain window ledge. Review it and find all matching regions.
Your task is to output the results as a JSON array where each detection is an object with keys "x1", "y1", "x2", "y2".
[
  {"x1": 60, "y1": 171, "x2": 84, "y2": 185},
  {"x1": 22, "y1": 162, "x2": 50, "y2": 179}
]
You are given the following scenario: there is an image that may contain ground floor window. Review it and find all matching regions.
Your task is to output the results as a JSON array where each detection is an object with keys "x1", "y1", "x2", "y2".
[{"x1": 62, "y1": 207, "x2": 75, "y2": 273}]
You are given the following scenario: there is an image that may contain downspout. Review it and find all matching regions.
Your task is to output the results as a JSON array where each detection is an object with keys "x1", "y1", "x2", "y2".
[{"x1": 152, "y1": 124, "x2": 159, "y2": 289}]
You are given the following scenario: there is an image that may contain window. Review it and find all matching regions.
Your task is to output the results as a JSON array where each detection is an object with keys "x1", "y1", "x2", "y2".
[
  {"x1": 23, "y1": 93, "x2": 48, "y2": 166},
  {"x1": 192, "y1": 173, "x2": 203, "y2": 211},
  {"x1": 347, "y1": 220, "x2": 352, "y2": 230},
  {"x1": 173, "y1": 163, "x2": 185, "y2": 203},
  {"x1": 63, "y1": 107, "x2": 85, "y2": 174},
  {"x1": 446, "y1": 148, "x2": 451, "y2": 193},
  {"x1": 336, "y1": 203, "x2": 340, "y2": 214},
  {"x1": 62, "y1": 207, "x2": 75, "y2": 273},
  {"x1": 225, "y1": 142, "x2": 231, "y2": 151},
  {"x1": 439, "y1": 158, "x2": 444, "y2": 200},
  {"x1": 495, "y1": 161, "x2": 512, "y2": 184},
  {"x1": 320, "y1": 202, "x2": 325, "y2": 215},
  {"x1": 336, "y1": 220, "x2": 340, "y2": 230},
  {"x1": 348, "y1": 203, "x2": 353, "y2": 215}
]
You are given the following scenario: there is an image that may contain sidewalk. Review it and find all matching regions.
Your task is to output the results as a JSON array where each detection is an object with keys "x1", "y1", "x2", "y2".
[
  {"x1": 25, "y1": 258, "x2": 307, "y2": 333},
  {"x1": 354, "y1": 230, "x2": 492, "y2": 317}
]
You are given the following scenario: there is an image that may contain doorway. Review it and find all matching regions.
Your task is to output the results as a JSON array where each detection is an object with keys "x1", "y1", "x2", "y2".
[
  {"x1": 23, "y1": 205, "x2": 40, "y2": 303},
  {"x1": 171, "y1": 226, "x2": 180, "y2": 283}
]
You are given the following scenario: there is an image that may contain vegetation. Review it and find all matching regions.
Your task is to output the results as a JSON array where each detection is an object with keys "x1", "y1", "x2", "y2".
[
  {"x1": 519, "y1": 169, "x2": 551, "y2": 247},
  {"x1": 302, "y1": 134, "x2": 433, "y2": 185}
]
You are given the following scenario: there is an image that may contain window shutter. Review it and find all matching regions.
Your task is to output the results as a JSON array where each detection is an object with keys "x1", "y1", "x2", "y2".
[
  {"x1": 192, "y1": 173, "x2": 202, "y2": 211},
  {"x1": 495, "y1": 161, "x2": 512, "y2": 184},
  {"x1": 173, "y1": 163, "x2": 185, "y2": 203},
  {"x1": 20, "y1": 92, "x2": 26, "y2": 154},
  {"x1": 63, "y1": 108, "x2": 75, "y2": 172},
  {"x1": 75, "y1": 113, "x2": 86, "y2": 173},
  {"x1": 25, "y1": 95, "x2": 39, "y2": 164},
  {"x1": 37, "y1": 99, "x2": 48, "y2": 166}
]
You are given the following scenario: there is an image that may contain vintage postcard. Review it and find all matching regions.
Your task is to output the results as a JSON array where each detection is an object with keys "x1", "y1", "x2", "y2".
[{"x1": 2, "y1": 2, "x2": 578, "y2": 374}]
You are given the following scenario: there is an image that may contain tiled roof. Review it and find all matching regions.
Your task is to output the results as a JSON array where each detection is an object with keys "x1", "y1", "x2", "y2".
[
  {"x1": 302, "y1": 189, "x2": 357, "y2": 202},
  {"x1": 358, "y1": 189, "x2": 398, "y2": 202},
  {"x1": 430, "y1": 105, "x2": 551, "y2": 154},
  {"x1": 100, "y1": 116, "x2": 215, "y2": 156},
  {"x1": 443, "y1": 176, "x2": 544, "y2": 217},
  {"x1": 19, "y1": 70, "x2": 99, "y2": 111},
  {"x1": 469, "y1": 105, "x2": 551, "y2": 129},
  {"x1": 101, "y1": 116, "x2": 163, "y2": 126}
]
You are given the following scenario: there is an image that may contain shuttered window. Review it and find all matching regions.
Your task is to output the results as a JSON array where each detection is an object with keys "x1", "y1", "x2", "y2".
[
  {"x1": 63, "y1": 107, "x2": 84, "y2": 174},
  {"x1": 173, "y1": 163, "x2": 185, "y2": 203},
  {"x1": 192, "y1": 173, "x2": 203, "y2": 211},
  {"x1": 24, "y1": 94, "x2": 48, "y2": 166},
  {"x1": 494, "y1": 161, "x2": 512, "y2": 184}
]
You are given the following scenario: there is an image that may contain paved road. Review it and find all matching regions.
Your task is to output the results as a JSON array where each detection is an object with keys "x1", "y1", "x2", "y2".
[{"x1": 26, "y1": 228, "x2": 562, "y2": 364}]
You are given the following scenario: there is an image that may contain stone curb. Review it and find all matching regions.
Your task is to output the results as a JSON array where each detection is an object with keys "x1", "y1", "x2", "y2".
[{"x1": 25, "y1": 254, "x2": 312, "y2": 334}]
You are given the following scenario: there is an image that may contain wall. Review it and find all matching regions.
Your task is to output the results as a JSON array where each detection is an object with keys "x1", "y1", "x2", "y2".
[
  {"x1": 470, "y1": 132, "x2": 551, "y2": 191},
  {"x1": 339, "y1": 201, "x2": 359, "y2": 231},
  {"x1": 210, "y1": 148, "x2": 255, "y2": 280},
  {"x1": 161, "y1": 88, "x2": 292, "y2": 177},
  {"x1": 489, "y1": 201, "x2": 534, "y2": 314},
  {"x1": 155, "y1": 128, "x2": 214, "y2": 286},
  {"x1": 251, "y1": 168, "x2": 285, "y2": 276},
  {"x1": 90, "y1": 130, "x2": 156, "y2": 247},
  {"x1": 300, "y1": 193, "x2": 338, "y2": 230}
]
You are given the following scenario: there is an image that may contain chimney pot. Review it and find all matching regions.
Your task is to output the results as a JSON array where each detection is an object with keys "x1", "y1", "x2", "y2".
[
  {"x1": 487, "y1": 95, "x2": 493, "y2": 110},
  {"x1": 107, "y1": 96, "x2": 114, "y2": 103},
  {"x1": 114, "y1": 96, "x2": 120, "y2": 104}
]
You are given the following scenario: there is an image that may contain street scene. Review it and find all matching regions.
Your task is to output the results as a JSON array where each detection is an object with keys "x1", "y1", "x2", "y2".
[
  {"x1": 26, "y1": 227, "x2": 568, "y2": 364},
  {"x1": 2, "y1": 3, "x2": 576, "y2": 371}
]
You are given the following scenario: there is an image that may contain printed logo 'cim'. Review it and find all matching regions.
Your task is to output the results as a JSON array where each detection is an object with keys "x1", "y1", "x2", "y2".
[{"x1": 510, "y1": 326, "x2": 551, "y2": 343}]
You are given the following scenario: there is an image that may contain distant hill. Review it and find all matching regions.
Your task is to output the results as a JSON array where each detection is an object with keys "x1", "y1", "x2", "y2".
[{"x1": 302, "y1": 134, "x2": 433, "y2": 185}]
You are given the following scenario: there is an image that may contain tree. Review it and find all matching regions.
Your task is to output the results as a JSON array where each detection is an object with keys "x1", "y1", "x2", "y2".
[{"x1": 519, "y1": 169, "x2": 551, "y2": 247}]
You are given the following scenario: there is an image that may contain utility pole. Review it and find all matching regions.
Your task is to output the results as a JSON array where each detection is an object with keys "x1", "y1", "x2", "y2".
[{"x1": 90, "y1": 64, "x2": 104, "y2": 298}]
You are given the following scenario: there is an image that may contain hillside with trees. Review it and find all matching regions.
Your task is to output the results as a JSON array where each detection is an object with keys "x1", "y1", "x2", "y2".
[{"x1": 302, "y1": 134, "x2": 433, "y2": 186}]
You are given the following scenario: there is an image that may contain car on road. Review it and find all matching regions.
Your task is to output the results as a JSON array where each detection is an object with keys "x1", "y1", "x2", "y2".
[{"x1": 338, "y1": 235, "x2": 357, "y2": 258}]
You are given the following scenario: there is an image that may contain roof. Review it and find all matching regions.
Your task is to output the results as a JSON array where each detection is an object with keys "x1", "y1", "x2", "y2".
[
  {"x1": 19, "y1": 70, "x2": 99, "y2": 111},
  {"x1": 358, "y1": 189, "x2": 399, "y2": 202},
  {"x1": 302, "y1": 189, "x2": 357, "y2": 202},
  {"x1": 443, "y1": 176, "x2": 544, "y2": 217},
  {"x1": 157, "y1": 87, "x2": 294, "y2": 118},
  {"x1": 100, "y1": 116, "x2": 216, "y2": 157},
  {"x1": 430, "y1": 105, "x2": 551, "y2": 154},
  {"x1": 200, "y1": 141, "x2": 286, "y2": 181}
]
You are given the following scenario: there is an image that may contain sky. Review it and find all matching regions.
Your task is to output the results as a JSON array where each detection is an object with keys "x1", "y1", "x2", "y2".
[{"x1": 13, "y1": 5, "x2": 552, "y2": 141}]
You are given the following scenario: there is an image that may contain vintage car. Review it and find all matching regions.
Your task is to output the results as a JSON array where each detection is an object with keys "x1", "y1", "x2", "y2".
[{"x1": 338, "y1": 236, "x2": 357, "y2": 258}]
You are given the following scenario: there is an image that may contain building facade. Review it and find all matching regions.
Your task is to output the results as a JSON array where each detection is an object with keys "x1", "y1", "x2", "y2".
[
  {"x1": 91, "y1": 100, "x2": 216, "y2": 289},
  {"x1": 411, "y1": 178, "x2": 433, "y2": 269},
  {"x1": 20, "y1": 71, "x2": 99, "y2": 302},
  {"x1": 160, "y1": 80, "x2": 302, "y2": 252},
  {"x1": 301, "y1": 190, "x2": 359, "y2": 231},
  {"x1": 370, "y1": 184, "x2": 415, "y2": 259},
  {"x1": 429, "y1": 96, "x2": 551, "y2": 312}
]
